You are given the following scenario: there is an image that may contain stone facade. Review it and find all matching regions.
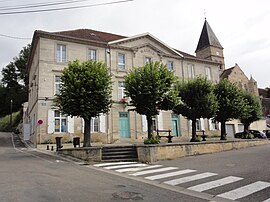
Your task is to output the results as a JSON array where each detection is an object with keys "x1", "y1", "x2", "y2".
[{"x1": 25, "y1": 29, "x2": 221, "y2": 146}]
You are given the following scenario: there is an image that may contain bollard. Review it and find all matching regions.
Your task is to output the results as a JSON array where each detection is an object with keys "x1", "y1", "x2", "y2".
[
  {"x1": 47, "y1": 145, "x2": 49, "y2": 150},
  {"x1": 51, "y1": 146, "x2": 54, "y2": 151}
]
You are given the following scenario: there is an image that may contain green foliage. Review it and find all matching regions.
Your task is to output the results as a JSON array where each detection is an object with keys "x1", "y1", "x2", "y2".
[
  {"x1": 0, "y1": 44, "x2": 30, "y2": 117},
  {"x1": 173, "y1": 76, "x2": 217, "y2": 142},
  {"x1": 0, "y1": 111, "x2": 22, "y2": 132},
  {"x1": 239, "y1": 91, "x2": 262, "y2": 131},
  {"x1": 214, "y1": 79, "x2": 245, "y2": 140},
  {"x1": 55, "y1": 59, "x2": 112, "y2": 147},
  {"x1": 124, "y1": 62, "x2": 177, "y2": 138},
  {"x1": 144, "y1": 136, "x2": 160, "y2": 144}
]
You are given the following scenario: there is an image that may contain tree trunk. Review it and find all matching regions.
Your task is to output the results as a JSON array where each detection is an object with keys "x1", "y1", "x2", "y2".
[
  {"x1": 83, "y1": 118, "x2": 91, "y2": 147},
  {"x1": 243, "y1": 123, "x2": 249, "y2": 138},
  {"x1": 146, "y1": 115, "x2": 153, "y2": 139},
  {"x1": 220, "y1": 121, "x2": 226, "y2": 140},
  {"x1": 190, "y1": 119, "x2": 197, "y2": 142}
]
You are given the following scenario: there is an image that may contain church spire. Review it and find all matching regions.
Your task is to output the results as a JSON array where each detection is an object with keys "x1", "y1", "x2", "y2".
[
  {"x1": 195, "y1": 19, "x2": 223, "y2": 52},
  {"x1": 195, "y1": 19, "x2": 225, "y2": 70}
]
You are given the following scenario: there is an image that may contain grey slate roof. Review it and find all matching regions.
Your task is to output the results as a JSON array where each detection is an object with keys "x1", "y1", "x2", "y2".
[{"x1": 195, "y1": 19, "x2": 223, "y2": 52}]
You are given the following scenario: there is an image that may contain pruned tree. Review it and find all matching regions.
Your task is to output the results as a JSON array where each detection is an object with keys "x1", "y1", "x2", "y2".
[
  {"x1": 214, "y1": 79, "x2": 245, "y2": 140},
  {"x1": 55, "y1": 60, "x2": 112, "y2": 147},
  {"x1": 124, "y1": 61, "x2": 177, "y2": 139},
  {"x1": 173, "y1": 77, "x2": 217, "y2": 142},
  {"x1": 239, "y1": 91, "x2": 262, "y2": 136}
]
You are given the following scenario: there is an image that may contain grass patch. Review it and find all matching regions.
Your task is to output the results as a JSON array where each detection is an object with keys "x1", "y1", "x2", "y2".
[{"x1": 0, "y1": 111, "x2": 22, "y2": 132}]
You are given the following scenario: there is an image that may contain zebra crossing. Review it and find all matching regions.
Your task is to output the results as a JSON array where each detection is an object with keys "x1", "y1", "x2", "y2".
[{"x1": 93, "y1": 162, "x2": 270, "y2": 201}]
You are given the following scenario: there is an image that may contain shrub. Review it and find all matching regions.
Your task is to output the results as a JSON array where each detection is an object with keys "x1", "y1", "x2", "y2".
[{"x1": 144, "y1": 136, "x2": 160, "y2": 144}]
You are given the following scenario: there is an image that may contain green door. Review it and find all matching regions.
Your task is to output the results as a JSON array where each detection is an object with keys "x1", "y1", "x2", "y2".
[
  {"x1": 119, "y1": 112, "x2": 130, "y2": 138},
  {"x1": 171, "y1": 114, "x2": 180, "y2": 137}
]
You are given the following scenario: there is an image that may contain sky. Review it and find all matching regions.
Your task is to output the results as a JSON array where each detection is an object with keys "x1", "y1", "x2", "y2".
[{"x1": 0, "y1": 0, "x2": 269, "y2": 88}]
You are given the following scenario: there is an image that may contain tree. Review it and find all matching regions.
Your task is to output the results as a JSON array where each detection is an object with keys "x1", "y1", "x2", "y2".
[
  {"x1": 55, "y1": 60, "x2": 112, "y2": 147},
  {"x1": 214, "y1": 79, "x2": 245, "y2": 140},
  {"x1": 0, "y1": 44, "x2": 30, "y2": 117},
  {"x1": 173, "y1": 77, "x2": 217, "y2": 142},
  {"x1": 239, "y1": 91, "x2": 262, "y2": 136},
  {"x1": 124, "y1": 62, "x2": 177, "y2": 139}
]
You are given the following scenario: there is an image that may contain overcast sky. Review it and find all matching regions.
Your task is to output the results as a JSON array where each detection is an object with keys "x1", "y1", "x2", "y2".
[{"x1": 0, "y1": 0, "x2": 269, "y2": 88}]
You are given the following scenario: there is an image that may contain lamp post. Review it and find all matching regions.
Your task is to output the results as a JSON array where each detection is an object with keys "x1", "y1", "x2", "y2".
[{"x1": 10, "y1": 99, "x2": 13, "y2": 127}]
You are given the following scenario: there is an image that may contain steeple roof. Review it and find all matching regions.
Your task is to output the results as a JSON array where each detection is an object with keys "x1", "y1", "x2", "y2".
[{"x1": 195, "y1": 19, "x2": 223, "y2": 52}]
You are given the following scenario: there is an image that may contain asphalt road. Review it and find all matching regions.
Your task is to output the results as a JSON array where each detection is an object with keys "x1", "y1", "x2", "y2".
[
  {"x1": 92, "y1": 142, "x2": 270, "y2": 202},
  {"x1": 0, "y1": 132, "x2": 206, "y2": 202}
]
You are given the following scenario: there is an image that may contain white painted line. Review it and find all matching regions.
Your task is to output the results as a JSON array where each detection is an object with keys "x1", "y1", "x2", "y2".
[
  {"x1": 115, "y1": 165, "x2": 163, "y2": 173},
  {"x1": 93, "y1": 162, "x2": 137, "y2": 167},
  {"x1": 145, "y1": 169, "x2": 197, "y2": 180},
  {"x1": 164, "y1": 172, "x2": 218, "y2": 186},
  {"x1": 262, "y1": 198, "x2": 270, "y2": 202},
  {"x1": 217, "y1": 181, "x2": 270, "y2": 200},
  {"x1": 130, "y1": 167, "x2": 178, "y2": 176},
  {"x1": 104, "y1": 163, "x2": 148, "y2": 170},
  {"x1": 188, "y1": 176, "x2": 243, "y2": 192}
]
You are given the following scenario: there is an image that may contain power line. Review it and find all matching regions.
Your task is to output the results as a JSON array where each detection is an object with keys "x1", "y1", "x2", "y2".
[
  {"x1": 0, "y1": 33, "x2": 31, "y2": 40},
  {"x1": 0, "y1": 0, "x2": 91, "y2": 11},
  {"x1": 0, "y1": 0, "x2": 134, "y2": 15}
]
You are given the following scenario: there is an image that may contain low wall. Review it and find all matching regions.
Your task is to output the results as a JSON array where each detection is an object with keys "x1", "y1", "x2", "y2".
[
  {"x1": 58, "y1": 147, "x2": 102, "y2": 161},
  {"x1": 137, "y1": 139, "x2": 269, "y2": 163},
  {"x1": 57, "y1": 139, "x2": 269, "y2": 163}
]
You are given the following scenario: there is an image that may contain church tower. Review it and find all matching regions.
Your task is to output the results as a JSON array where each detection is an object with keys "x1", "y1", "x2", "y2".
[{"x1": 195, "y1": 19, "x2": 225, "y2": 70}]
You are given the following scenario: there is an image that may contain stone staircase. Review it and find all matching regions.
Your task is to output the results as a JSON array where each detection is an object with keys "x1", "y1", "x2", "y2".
[{"x1": 102, "y1": 146, "x2": 138, "y2": 162}]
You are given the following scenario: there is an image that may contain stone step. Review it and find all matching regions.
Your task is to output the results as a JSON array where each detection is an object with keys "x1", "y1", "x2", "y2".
[{"x1": 102, "y1": 146, "x2": 138, "y2": 162}]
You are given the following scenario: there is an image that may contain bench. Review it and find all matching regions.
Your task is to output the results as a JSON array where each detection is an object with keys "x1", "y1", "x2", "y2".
[
  {"x1": 157, "y1": 129, "x2": 173, "y2": 143},
  {"x1": 196, "y1": 130, "x2": 208, "y2": 141}
]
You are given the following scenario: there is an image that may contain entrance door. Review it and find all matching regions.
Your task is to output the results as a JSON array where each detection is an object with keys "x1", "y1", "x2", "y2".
[
  {"x1": 119, "y1": 112, "x2": 130, "y2": 138},
  {"x1": 171, "y1": 114, "x2": 180, "y2": 137}
]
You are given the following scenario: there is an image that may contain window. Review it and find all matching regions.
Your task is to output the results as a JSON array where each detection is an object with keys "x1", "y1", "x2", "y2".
[
  {"x1": 187, "y1": 64, "x2": 195, "y2": 78},
  {"x1": 144, "y1": 57, "x2": 152, "y2": 64},
  {"x1": 55, "y1": 75, "x2": 61, "y2": 95},
  {"x1": 56, "y1": 44, "x2": 67, "y2": 63},
  {"x1": 118, "y1": 81, "x2": 125, "y2": 99},
  {"x1": 88, "y1": 49, "x2": 96, "y2": 61},
  {"x1": 209, "y1": 118, "x2": 219, "y2": 130},
  {"x1": 152, "y1": 117, "x2": 157, "y2": 131},
  {"x1": 118, "y1": 53, "x2": 126, "y2": 70},
  {"x1": 167, "y1": 61, "x2": 174, "y2": 71},
  {"x1": 54, "y1": 110, "x2": 67, "y2": 132},
  {"x1": 196, "y1": 119, "x2": 201, "y2": 131},
  {"x1": 92, "y1": 117, "x2": 99, "y2": 132},
  {"x1": 205, "y1": 67, "x2": 211, "y2": 80}
]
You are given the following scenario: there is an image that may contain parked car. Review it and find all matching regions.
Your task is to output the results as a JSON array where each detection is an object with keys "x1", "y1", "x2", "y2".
[
  {"x1": 234, "y1": 130, "x2": 267, "y2": 139},
  {"x1": 263, "y1": 130, "x2": 270, "y2": 138}
]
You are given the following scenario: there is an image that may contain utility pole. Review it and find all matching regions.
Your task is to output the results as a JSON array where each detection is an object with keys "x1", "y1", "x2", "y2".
[{"x1": 10, "y1": 99, "x2": 13, "y2": 127}]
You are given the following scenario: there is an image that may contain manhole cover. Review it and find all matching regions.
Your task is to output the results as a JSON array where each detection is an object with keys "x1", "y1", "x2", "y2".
[{"x1": 112, "y1": 191, "x2": 143, "y2": 200}]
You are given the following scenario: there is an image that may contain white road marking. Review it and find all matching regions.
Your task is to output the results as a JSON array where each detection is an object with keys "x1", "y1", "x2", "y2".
[
  {"x1": 145, "y1": 169, "x2": 197, "y2": 180},
  {"x1": 93, "y1": 162, "x2": 137, "y2": 167},
  {"x1": 188, "y1": 176, "x2": 243, "y2": 192},
  {"x1": 164, "y1": 172, "x2": 218, "y2": 186},
  {"x1": 104, "y1": 163, "x2": 148, "y2": 170},
  {"x1": 130, "y1": 167, "x2": 178, "y2": 176},
  {"x1": 262, "y1": 198, "x2": 270, "y2": 202},
  {"x1": 217, "y1": 181, "x2": 270, "y2": 200},
  {"x1": 115, "y1": 165, "x2": 163, "y2": 173}
]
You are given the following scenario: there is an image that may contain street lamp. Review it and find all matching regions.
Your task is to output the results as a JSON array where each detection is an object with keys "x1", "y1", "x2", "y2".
[{"x1": 10, "y1": 99, "x2": 13, "y2": 127}]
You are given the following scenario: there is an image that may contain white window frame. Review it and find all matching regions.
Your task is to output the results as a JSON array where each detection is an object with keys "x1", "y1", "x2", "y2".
[
  {"x1": 167, "y1": 61, "x2": 174, "y2": 71},
  {"x1": 205, "y1": 66, "x2": 212, "y2": 80},
  {"x1": 92, "y1": 117, "x2": 99, "y2": 132},
  {"x1": 56, "y1": 44, "x2": 67, "y2": 63},
  {"x1": 188, "y1": 64, "x2": 195, "y2": 78},
  {"x1": 54, "y1": 110, "x2": 67, "y2": 133},
  {"x1": 54, "y1": 75, "x2": 61, "y2": 95},
  {"x1": 118, "y1": 53, "x2": 126, "y2": 70},
  {"x1": 209, "y1": 118, "x2": 219, "y2": 130},
  {"x1": 88, "y1": 48, "x2": 97, "y2": 61},
  {"x1": 144, "y1": 57, "x2": 152, "y2": 65},
  {"x1": 118, "y1": 81, "x2": 125, "y2": 99}
]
